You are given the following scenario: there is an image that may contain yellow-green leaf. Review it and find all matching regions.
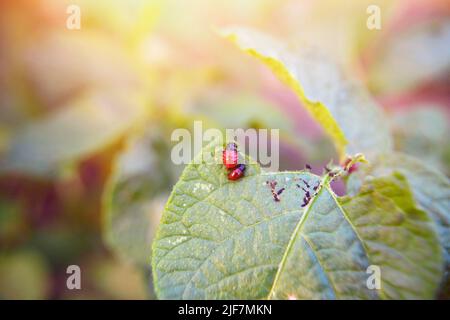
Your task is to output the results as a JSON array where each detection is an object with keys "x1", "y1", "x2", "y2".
[{"x1": 220, "y1": 26, "x2": 392, "y2": 161}]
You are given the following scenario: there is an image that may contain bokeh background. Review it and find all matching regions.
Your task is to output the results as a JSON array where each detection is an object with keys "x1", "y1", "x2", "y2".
[{"x1": 0, "y1": 0, "x2": 449, "y2": 299}]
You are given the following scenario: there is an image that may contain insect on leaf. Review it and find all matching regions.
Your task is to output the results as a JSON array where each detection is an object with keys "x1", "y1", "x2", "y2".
[{"x1": 152, "y1": 142, "x2": 443, "y2": 299}]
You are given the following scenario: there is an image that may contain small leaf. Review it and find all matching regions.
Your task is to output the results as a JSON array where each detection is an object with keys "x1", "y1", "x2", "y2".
[
  {"x1": 219, "y1": 26, "x2": 392, "y2": 161},
  {"x1": 338, "y1": 173, "x2": 443, "y2": 299},
  {"x1": 152, "y1": 142, "x2": 443, "y2": 299},
  {"x1": 349, "y1": 152, "x2": 450, "y2": 275}
]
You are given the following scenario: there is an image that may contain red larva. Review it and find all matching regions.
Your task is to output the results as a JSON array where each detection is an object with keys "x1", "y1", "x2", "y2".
[
  {"x1": 228, "y1": 164, "x2": 246, "y2": 181},
  {"x1": 223, "y1": 143, "x2": 246, "y2": 181},
  {"x1": 222, "y1": 143, "x2": 238, "y2": 169}
]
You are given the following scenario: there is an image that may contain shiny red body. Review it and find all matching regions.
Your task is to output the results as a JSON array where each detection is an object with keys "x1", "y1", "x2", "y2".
[
  {"x1": 228, "y1": 164, "x2": 246, "y2": 181},
  {"x1": 222, "y1": 143, "x2": 238, "y2": 169}
]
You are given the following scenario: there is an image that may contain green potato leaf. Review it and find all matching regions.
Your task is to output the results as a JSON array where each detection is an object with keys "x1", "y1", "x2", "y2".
[
  {"x1": 219, "y1": 26, "x2": 392, "y2": 161},
  {"x1": 152, "y1": 142, "x2": 443, "y2": 299},
  {"x1": 348, "y1": 152, "x2": 450, "y2": 275}
]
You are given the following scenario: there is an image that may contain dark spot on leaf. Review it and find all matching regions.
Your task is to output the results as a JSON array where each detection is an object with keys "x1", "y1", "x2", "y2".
[{"x1": 266, "y1": 180, "x2": 284, "y2": 202}]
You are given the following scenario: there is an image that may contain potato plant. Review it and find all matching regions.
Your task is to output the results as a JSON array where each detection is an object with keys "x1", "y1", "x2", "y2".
[{"x1": 148, "y1": 27, "x2": 450, "y2": 299}]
